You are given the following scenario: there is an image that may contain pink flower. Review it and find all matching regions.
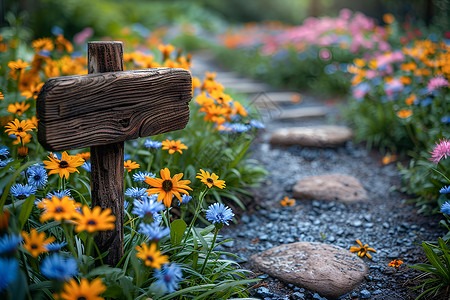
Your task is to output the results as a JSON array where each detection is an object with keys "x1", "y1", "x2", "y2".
[
  {"x1": 429, "y1": 138, "x2": 450, "y2": 164},
  {"x1": 427, "y1": 77, "x2": 449, "y2": 93}
]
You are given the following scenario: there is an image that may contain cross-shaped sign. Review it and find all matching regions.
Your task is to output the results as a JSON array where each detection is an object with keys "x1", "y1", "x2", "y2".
[{"x1": 36, "y1": 41, "x2": 192, "y2": 266}]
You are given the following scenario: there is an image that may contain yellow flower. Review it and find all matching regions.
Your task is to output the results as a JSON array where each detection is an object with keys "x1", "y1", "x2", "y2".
[
  {"x1": 4, "y1": 118, "x2": 36, "y2": 138},
  {"x1": 21, "y1": 228, "x2": 55, "y2": 257},
  {"x1": 7, "y1": 101, "x2": 30, "y2": 116},
  {"x1": 232, "y1": 100, "x2": 248, "y2": 117},
  {"x1": 75, "y1": 152, "x2": 91, "y2": 160},
  {"x1": 389, "y1": 259, "x2": 404, "y2": 268},
  {"x1": 158, "y1": 44, "x2": 175, "y2": 60},
  {"x1": 161, "y1": 139, "x2": 188, "y2": 155},
  {"x1": 145, "y1": 168, "x2": 192, "y2": 207},
  {"x1": 124, "y1": 160, "x2": 140, "y2": 172},
  {"x1": 350, "y1": 239, "x2": 376, "y2": 259},
  {"x1": 280, "y1": 196, "x2": 295, "y2": 207},
  {"x1": 196, "y1": 169, "x2": 226, "y2": 189},
  {"x1": 135, "y1": 243, "x2": 169, "y2": 269},
  {"x1": 8, "y1": 59, "x2": 30, "y2": 71},
  {"x1": 397, "y1": 109, "x2": 413, "y2": 119},
  {"x1": 43, "y1": 151, "x2": 85, "y2": 179},
  {"x1": 39, "y1": 196, "x2": 81, "y2": 223},
  {"x1": 59, "y1": 278, "x2": 106, "y2": 300},
  {"x1": 73, "y1": 206, "x2": 116, "y2": 233},
  {"x1": 21, "y1": 82, "x2": 44, "y2": 100},
  {"x1": 32, "y1": 37, "x2": 54, "y2": 52}
]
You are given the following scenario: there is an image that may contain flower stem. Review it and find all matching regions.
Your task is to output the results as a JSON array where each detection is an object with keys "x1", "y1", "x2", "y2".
[
  {"x1": 182, "y1": 187, "x2": 207, "y2": 245},
  {"x1": 200, "y1": 227, "x2": 219, "y2": 274},
  {"x1": 62, "y1": 222, "x2": 77, "y2": 258}
]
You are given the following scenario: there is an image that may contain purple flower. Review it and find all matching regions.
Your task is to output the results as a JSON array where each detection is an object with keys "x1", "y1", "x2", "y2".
[{"x1": 429, "y1": 138, "x2": 450, "y2": 165}]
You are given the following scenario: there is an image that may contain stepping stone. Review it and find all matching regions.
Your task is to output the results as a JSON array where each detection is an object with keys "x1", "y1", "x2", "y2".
[
  {"x1": 262, "y1": 92, "x2": 303, "y2": 104},
  {"x1": 293, "y1": 174, "x2": 368, "y2": 204},
  {"x1": 249, "y1": 242, "x2": 368, "y2": 299},
  {"x1": 276, "y1": 106, "x2": 330, "y2": 120},
  {"x1": 269, "y1": 125, "x2": 353, "y2": 147}
]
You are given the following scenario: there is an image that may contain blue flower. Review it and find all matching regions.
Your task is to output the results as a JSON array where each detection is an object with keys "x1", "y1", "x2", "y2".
[
  {"x1": 139, "y1": 222, "x2": 170, "y2": 241},
  {"x1": 229, "y1": 123, "x2": 251, "y2": 133},
  {"x1": 51, "y1": 25, "x2": 64, "y2": 35},
  {"x1": 441, "y1": 201, "x2": 450, "y2": 215},
  {"x1": 154, "y1": 263, "x2": 183, "y2": 294},
  {"x1": 145, "y1": 139, "x2": 162, "y2": 149},
  {"x1": 180, "y1": 194, "x2": 192, "y2": 204},
  {"x1": 0, "y1": 234, "x2": 22, "y2": 254},
  {"x1": 10, "y1": 183, "x2": 37, "y2": 199},
  {"x1": 206, "y1": 203, "x2": 234, "y2": 226},
  {"x1": 0, "y1": 158, "x2": 13, "y2": 168},
  {"x1": 440, "y1": 186, "x2": 450, "y2": 194},
  {"x1": 132, "y1": 196, "x2": 165, "y2": 218},
  {"x1": 27, "y1": 165, "x2": 48, "y2": 188},
  {"x1": 46, "y1": 190, "x2": 71, "y2": 199},
  {"x1": 420, "y1": 97, "x2": 434, "y2": 107},
  {"x1": 0, "y1": 258, "x2": 18, "y2": 291},
  {"x1": 441, "y1": 116, "x2": 450, "y2": 124},
  {"x1": 0, "y1": 146, "x2": 9, "y2": 156},
  {"x1": 44, "y1": 241, "x2": 68, "y2": 252},
  {"x1": 249, "y1": 119, "x2": 266, "y2": 129},
  {"x1": 124, "y1": 200, "x2": 129, "y2": 211},
  {"x1": 125, "y1": 187, "x2": 147, "y2": 198},
  {"x1": 81, "y1": 162, "x2": 91, "y2": 172},
  {"x1": 133, "y1": 171, "x2": 155, "y2": 182},
  {"x1": 40, "y1": 253, "x2": 78, "y2": 281}
]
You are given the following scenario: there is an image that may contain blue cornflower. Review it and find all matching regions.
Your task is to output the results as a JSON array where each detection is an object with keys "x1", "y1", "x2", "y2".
[
  {"x1": 139, "y1": 222, "x2": 170, "y2": 241},
  {"x1": 145, "y1": 139, "x2": 162, "y2": 149},
  {"x1": 230, "y1": 123, "x2": 251, "y2": 133},
  {"x1": 0, "y1": 158, "x2": 13, "y2": 168},
  {"x1": 249, "y1": 119, "x2": 266, "y2": 129},
  {"x1": 44, "y1": 241, "x2": 67, "y2": 252},
  {"x1": 0, "y1": 234, "x2": 22, "y2": 254},
  {"x1": 46, "y1": 190, "x2": 71, "y2": 199},
  {"x1": 180, "y1": 194, "x2": 192, "y2": 204},
  {"x1": 154, "y1": 263, "x2": 183, "y2": 294},
  {"x1": 441, "y1": 201, "x2": 450, "y2": 215},
  {"x1": 125, "y1": 187, "x2": 147, "y2": 198},
  {"x1": 10, "y1": 183, "x2": 37, "y2": 199},
  {"x1": 0, "y1": 258, "x2": 18, "y2": 291},
  {"x1": 40, "y1": 253, "x2": 78, "y2": 281},
  {"x1": 51, "y1": 25, "x2": 64, "y2": 35},
  {"x1": 441, "y1": 186, "x2": 450, "y2": 194},
  {"x1": 132, "y1": 196, "x2": 165, "y2": 218},
  {"x1": 133, "y1": 171, "x2": 155, "y2": 182},
  {"x1": 124, "y1": 200, "x2": 129, "y2": 211},
  {"x1": 81, "y1": 161, "x2": 91, "y2": 172},
  {"x1": 0, "y1": 146, "x2": 9, "y2": 156},
  {"x1": 27, "y1": 165, "x2": 48, "y2": 188},
  {"x1": 441, "y1": 116, "x2": 450, "y2": 124},
  {"x1": 206, "y1": 203, "x2": 234, "y2": 226}
]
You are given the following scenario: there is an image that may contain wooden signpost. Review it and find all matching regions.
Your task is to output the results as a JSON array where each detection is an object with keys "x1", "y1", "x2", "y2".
[{"x1": 36, "y1": 41, "x2": 192, "y2": 265}]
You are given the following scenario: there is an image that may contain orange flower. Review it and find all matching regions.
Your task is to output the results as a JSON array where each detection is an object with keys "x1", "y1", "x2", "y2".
[
  {"x1": 397, "y1": 109, "x2": 413, "y2": 119},
  {"x1": 350, "y1": 239, "x2": 377, "y2": 259},
  {"x1": 43, "y1": 151, "x2": 85, "y2": 179},
  {"x1": 291, "y1": 94, "x2": 302, "y2": 103},
  {"x1": 0, "y1": 92, "x2": 4, "y2": 100},
  {"x1": 17, "y1": 146, "x2": 28, "y2": 157},
  {"x1": 55, "y1": 34, "x2": 73, "y2": 53},
  {"x1": 389, "y1": 259, "x2": 404, "y2": 268},
  {"x1": 196, "y1": 169, "x2": 226, "y2": 189},
  {"x1": 383, "y1": 13, "x2": 395, "y2": 24},
  {"x1": 22, "y1": 228, "x2": 55, "y2": 257},
  {"x1": 280, "y1": 196, "x2": 295, "y2": 207},
  {"x1": 76, "y1": 152, "x2": 91, "y2": 160},
  {"x1": 145, "y1": 168, "x2": 192, "y2": 207},
  {"x1": 124, "y1": 160, "x2": 140, "y2": 172},
  {"x1": 161, "y1": 139, "x2": 188, "y2": 155},
  {"x1": 158, "y1": 44, "x2": 175, "y2": 60},
  {"x1": 8, "y1": 59, "x2": 30, "y2": 71},
  {"x1": 4, "y1": 119, "x2": 36, "y2": 138},
  {"x1": 405, "y1": 94, "x2": 416, "y2": 105},
  {"x1": 233, "y1": 101, "x2": 248, "y2": 117},
  {"x1": 7, "y1": 101, "x2": 30, "y2": 116},
  {"x1": 32, "y1": 37, "x2": 54, "y2": 52},
  {"x1": 0, "y1": 208, "x2": 10, "y2": 231},
  {"x1": 40, "y1": 196, "x2": 81, "y2": 223},
  {"x1": 73, "y1": 206, "x2": 115, "y2": 233},
  {"x1": 21, "y1": 82, "x2": 44, "y2": 100}
]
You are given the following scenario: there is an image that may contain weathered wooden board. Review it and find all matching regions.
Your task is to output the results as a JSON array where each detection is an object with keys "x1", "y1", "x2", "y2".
[{"x1": 36, "y1": 68, "x2": 192, "y2": 151}]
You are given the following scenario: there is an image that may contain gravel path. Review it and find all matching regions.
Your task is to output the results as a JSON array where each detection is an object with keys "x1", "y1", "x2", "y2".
[{"x1": 191, "y1": 51, "x2": 445, "y2": 300}]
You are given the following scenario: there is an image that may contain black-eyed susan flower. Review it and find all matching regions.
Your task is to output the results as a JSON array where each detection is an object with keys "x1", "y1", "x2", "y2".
[
  {"x1": 124, "y1": 160, "x2": 140, "y2": 172},
  {"x1": 32, "y1": 37, "x2": 54, "y2": 52},
  {"x1": 161, "y1": 140, "x2": 188, "y2": 155},
  {"x1": 145, "y1": 168, "x2": 192, "y2": 207},
  {"x1": 39, "y1": 196, "x2": 81, "y2": 223},
  {"x1": 73, "y1": 206, "x2": 115, "y2": 233},
  {"x1": 388, "y1": 259, "x2": 403, "y2": 268},
  {"x1": 135, "y1": 242, "x2": 169, "y2": 269},
  {"x1": 59, "y1": 278, "x2": 106, "y2": 300},
  {"x1": 280, "y1": 196, "x2": 295, "y2": 207},
  {"x1": 43, "y1": 151, "x2": 85, "y2": 179},
  {"x1": 21, "y1": 82, "x2": 44, "y2": 100},
  {"x1": 7, "y1": 101, "x2": 30, "y2": 116},
  {"x1": 8, "y1": 59, "x2": 30, "y2": 71},
  {"x1": 350, "y1": 239, "x2": 377, "y2": 259},
  {"x1": 21, "y1": 228, "x2": 55, "y2": 257},
  {"x1": 4, "y1": 119, "x2": 36, "y2": 138},
  {"x1": 196, "y1": 169, "x2": 226, "y2": 189},
  {"x1": 158, "y1": 44, "x2": 175, "y2": 60}
]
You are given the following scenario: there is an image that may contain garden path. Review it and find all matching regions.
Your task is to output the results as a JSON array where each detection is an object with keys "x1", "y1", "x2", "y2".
[{"x1": 190, "y1": 51, "x2": 444, "y2": 300}]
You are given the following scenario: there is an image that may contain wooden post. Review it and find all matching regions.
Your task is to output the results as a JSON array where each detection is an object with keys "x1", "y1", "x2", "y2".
[{"x1": 88, "y1": 42, "x2": 124, "y2": 266}]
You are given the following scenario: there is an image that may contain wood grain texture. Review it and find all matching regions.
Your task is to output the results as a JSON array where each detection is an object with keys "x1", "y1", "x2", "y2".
[{"x1": 36, "y1": 67, "x2": 192, "y2": 151}]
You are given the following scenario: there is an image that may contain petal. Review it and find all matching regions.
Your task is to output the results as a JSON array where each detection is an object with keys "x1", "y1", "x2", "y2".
[{"x1": 356, "y1": 239, "x2": 363, "y2": 247}]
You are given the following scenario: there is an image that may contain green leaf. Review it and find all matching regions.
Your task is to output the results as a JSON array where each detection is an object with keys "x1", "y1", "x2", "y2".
[
  {"x1": 422, "y1": 242, "x2": 450, "y2": 280},
  {"x1": 18, "y1": 194, "x2": 35, "y2": 230},
  {"x1": 170, "y1": 219, "x2": 187, "y2": 245}
]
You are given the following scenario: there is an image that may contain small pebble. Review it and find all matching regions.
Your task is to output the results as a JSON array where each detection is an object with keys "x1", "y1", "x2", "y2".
[{"x1": 360, "y1": 289, "x2": 371, "y2": 299}]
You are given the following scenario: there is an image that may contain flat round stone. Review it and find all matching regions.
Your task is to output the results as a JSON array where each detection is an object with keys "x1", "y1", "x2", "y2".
[
  {"x1": 249, "y1": 242, "x2": 368, "y2": 299},
  {"x1": 269, "y1": 126, "x2": 353, "y2": 147}
]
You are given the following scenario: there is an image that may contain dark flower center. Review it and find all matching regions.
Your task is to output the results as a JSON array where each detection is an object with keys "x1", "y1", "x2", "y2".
[
  {"x1": 164, "y1": 274, "x2": 172, "y2": 282},
  {"x1": 59, "y1": 160, "x2": 69, "y2": 168},
  {"x1": 206, "y1": 178, "x2": 214, "y2": 184},
  {"x1": 147, "y1": 255, "x2": 154, "y2": 262},
  {"x1": 171, "y1": 146, "x2": 178, "y2": 150},
  {"x1": 17, "y1": 194, "x2": 27, "y2": 200},
  {"x1": 55, "y1": 206, "x2": 63, "y2": 213},
  {"x1": 78, "y1": 297, "x2": 87, "y2": 300},
  {"x1": 16, "y1": 109, "x2": 22, "y2": 113},
  {"x1": 31, "y1": 244, "x2": 38, "y2": 249},
  {"x1": 162, "y1": 180, "x2": 173, "y2": 192},
  {"x1": 87, "y1": 220, "x2": 96, "y2": 225},
  {"x1": 17, "y1": 127, "x2": 23, "y2": 132},
  {"x1": 34, "y1": 174, "x2": 41, "y2": 180}
]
